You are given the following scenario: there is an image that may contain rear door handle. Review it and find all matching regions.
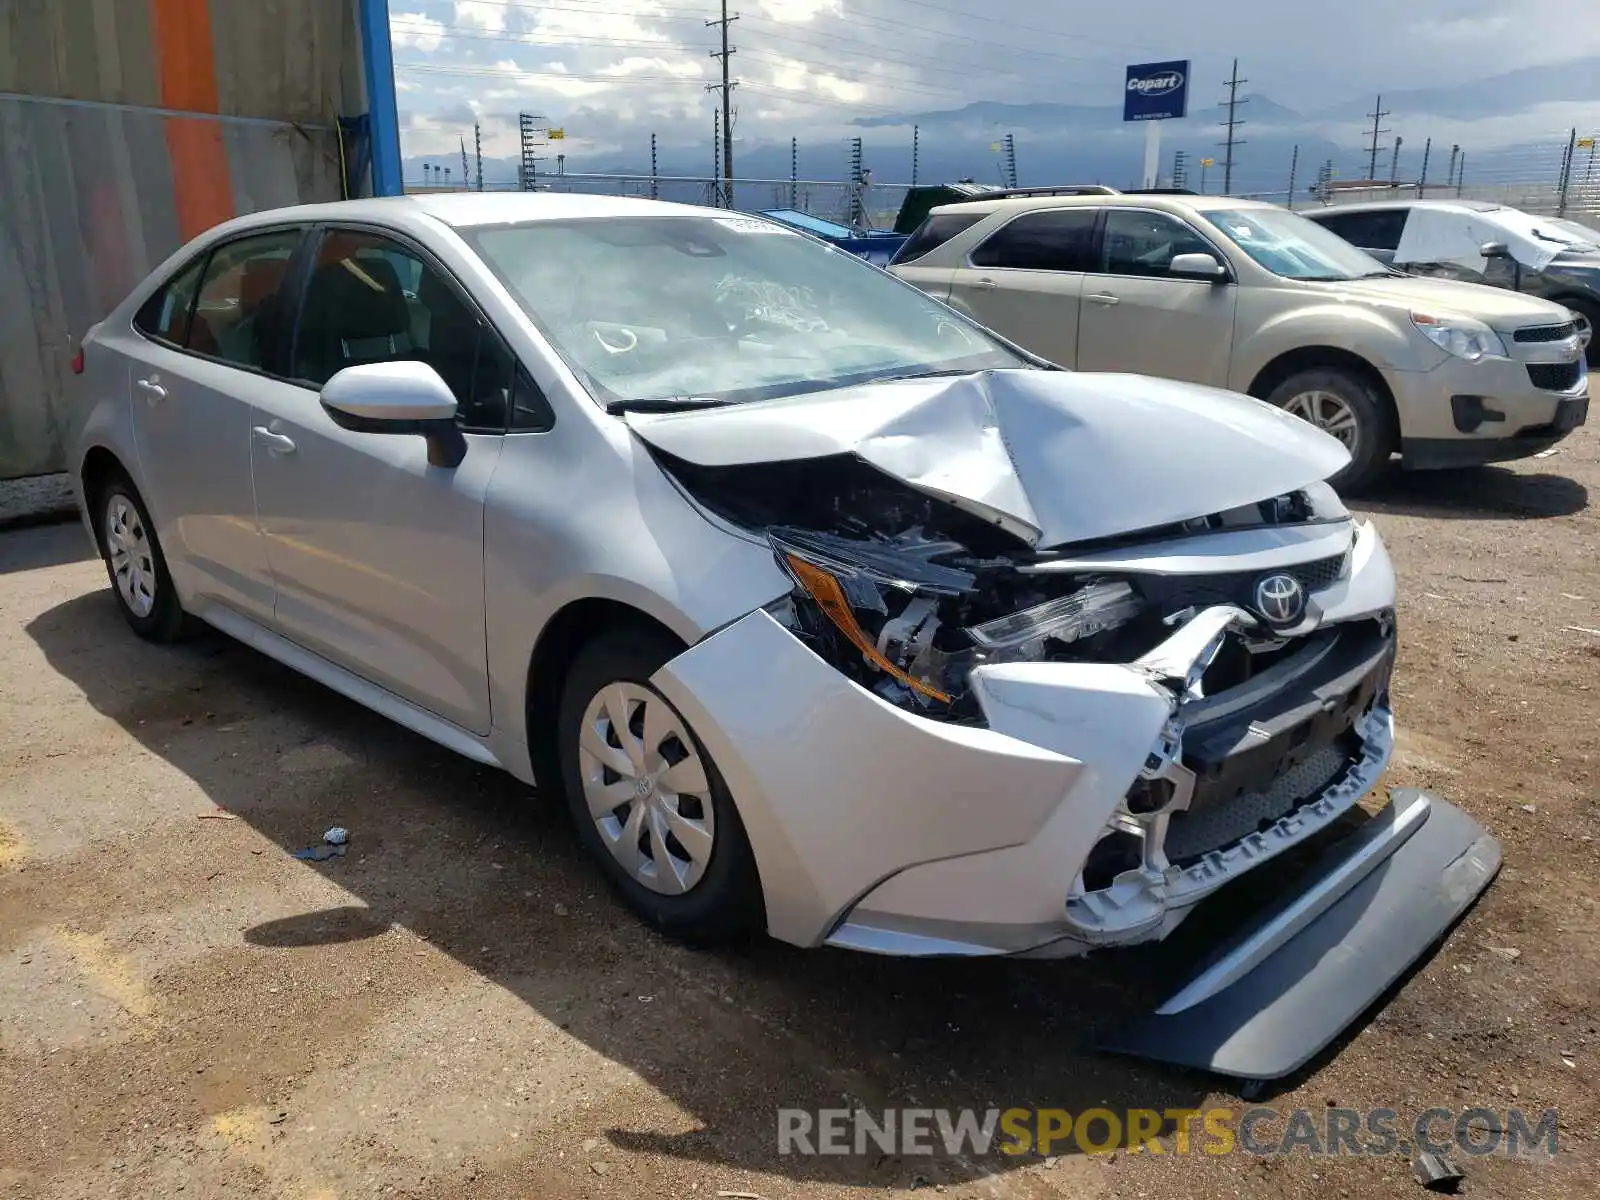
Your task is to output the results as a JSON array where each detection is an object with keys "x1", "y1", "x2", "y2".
[
  {"x1": 1085, "y1": 292, "x2": 1121, "y2": 306},
  {"x1": 971, "y1": 277, "x2": 997, "y2": 291},
  {"x1": 136, "y1": 377, "x2": 167, "y2": 404},
  {"x1": 252, "y1": 426, "x2": 297, "y2": 454}
]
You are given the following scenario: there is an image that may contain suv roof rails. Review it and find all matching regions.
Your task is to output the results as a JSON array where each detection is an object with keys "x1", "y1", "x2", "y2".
[
  {"x1": 1123, "y1": 187, "x2": 1199, "y2": 195},
  {"x1": 984, "y1": 184, "x2": 1122, "y2": 199}
]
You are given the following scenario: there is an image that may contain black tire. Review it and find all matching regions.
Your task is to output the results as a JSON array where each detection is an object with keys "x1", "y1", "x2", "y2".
[
  {"x1": 1265, "y1": 366, "x2": 1397, "y2": 494},
  {"x1": 556, "y1": 626, "x2": 765, "y2": 943},
  {"x1": 91, "y1": 470, "x2": 191, "y2": 643},
  {"x1": 1561, "y1": 296, "x2": 1599, "y2": 368}
]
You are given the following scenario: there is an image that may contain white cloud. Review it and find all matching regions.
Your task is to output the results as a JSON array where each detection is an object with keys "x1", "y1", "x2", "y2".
[
  {"x1": 453, "y1": 0, "x2": 508, "y2": 33},
  {"x1": 601, "y1": 56, "x2": 707, "y2": 80},
  {"x1": 756, "y1": 0, "x2": 844, "y2": 22},
  {"x1": 390, "y1": 11, "x2": 444, "y2": 53}
]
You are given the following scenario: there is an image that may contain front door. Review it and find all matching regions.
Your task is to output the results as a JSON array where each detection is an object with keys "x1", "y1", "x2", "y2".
[
  {"x1": 1076, "y1": 209, "x2": 1237, "y2": 386},
  {"x1": 119, "y1": 227, "x2": 308, "y2": 622},
  {"x1": 944, "y1": 207, "x2": 1100, "y2": 367},
  {"x1": 249, "y1": 227, "x2": 517, "y2": 735}
]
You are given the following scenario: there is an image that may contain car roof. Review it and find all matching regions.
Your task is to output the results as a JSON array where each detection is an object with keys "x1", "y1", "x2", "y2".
[
  {"x1": 1305, "y1": 198, "x2": 1506, "y2": 216},
  {"x1": 930, "y1": 193, "x2": 1278, "y2": 218},
  {"x1": 206, "y1": 192, "x2": 721, "y2": 234}
]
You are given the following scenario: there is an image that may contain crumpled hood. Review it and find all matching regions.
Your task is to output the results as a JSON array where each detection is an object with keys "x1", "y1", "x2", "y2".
[{"x1": 625, "y1": 369, "x2": 1350, "y2": 548}]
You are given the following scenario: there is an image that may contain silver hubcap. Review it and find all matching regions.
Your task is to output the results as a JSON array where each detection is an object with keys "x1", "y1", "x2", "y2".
[
  {"x1": 1284, "y1": 389, "x2": 1361, "y2": 454},
  {"x1": 578, "y1": 682, "x2": 715, "y2": 895},
  {"x1": 104, "y1": 494, "x2": 157, "y2": 618}
]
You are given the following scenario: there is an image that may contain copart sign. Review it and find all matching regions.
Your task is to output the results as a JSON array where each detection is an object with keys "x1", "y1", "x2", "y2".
[{"x1": 1124, "y1": 60, "x2": 1190, "y2": 122}]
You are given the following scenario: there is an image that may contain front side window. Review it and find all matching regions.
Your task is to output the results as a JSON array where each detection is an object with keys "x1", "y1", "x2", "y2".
[
  {"x1": 134, "y1": 258, "x2": 205, "y2": 347},
  {"x1": 292, "y1": 229, "x2": 517, "y2": 431},
  {"x1": 190, "y1": 229, "x2": 306, "y2": 369},
  {"x1": 969, "y1": 209, "x2": 1098, "y2": 272},
  {"x1": 1205, "y1": 207, "x2": 1392, "y2": 281},
  {"x1": 465, "y1": 215, "x2": 1027, "y2": 409},
  {"x1": 1100, "y1": 211, "x2": 1217, "y2": 277}
]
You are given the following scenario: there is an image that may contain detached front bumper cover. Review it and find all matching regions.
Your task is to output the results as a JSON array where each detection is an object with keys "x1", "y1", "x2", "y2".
[{"x1": 1097, "y1": 787, "x2": 1501, "y2": 1081}]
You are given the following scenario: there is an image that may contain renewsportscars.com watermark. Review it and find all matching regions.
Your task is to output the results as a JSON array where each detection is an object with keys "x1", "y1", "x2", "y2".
[{"x1": 777, "y1": 1106, "x2": 1559, "y2": 1159}]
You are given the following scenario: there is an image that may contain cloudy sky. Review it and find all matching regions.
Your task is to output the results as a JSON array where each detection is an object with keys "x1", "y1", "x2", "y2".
[{"x1": 390, "y1": 0, "x2": 1600, "y2": 167}]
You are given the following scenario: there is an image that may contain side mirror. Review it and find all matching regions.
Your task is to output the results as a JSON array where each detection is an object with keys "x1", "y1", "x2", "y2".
[
  {"x1": 1479, "y1": 241, "x2": 1511, "y2": 259},
  {"x1": 320, "y1": 361, "x2": 467, "y2": 468},
  {"x1": 1169, "y1": 252, "x2": 1229, "y2": 282}
]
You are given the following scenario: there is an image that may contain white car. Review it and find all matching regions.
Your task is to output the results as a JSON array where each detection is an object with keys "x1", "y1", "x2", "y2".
[{"x1": 71, "y1": 194, "x2": 1499, "y2": 1080}]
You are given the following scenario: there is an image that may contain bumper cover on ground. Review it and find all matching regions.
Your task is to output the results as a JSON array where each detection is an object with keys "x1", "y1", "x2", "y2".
[{"x1": 1097, "y1": 787, "x2": 1500, "y2": 1081}]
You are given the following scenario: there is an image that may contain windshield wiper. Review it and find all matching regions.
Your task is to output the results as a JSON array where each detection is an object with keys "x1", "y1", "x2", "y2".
[{"x1": 605, "y1": 395, "x2": 733, "y2": 415}]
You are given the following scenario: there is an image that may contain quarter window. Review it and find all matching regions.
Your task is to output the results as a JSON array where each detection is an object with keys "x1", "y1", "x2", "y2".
[
  {"x1": 133, "y1": 258, "x2": 205, "y2": 347},
  {"x1": 970, "y1": 209, "x2": 1099, "y2": 271},
  {"x1": 292, "y1": 229, "x2": 518, "y2": 432},
  {"x1": 1101, "y1": 211, "x2": 1217, "y2": 277},
  {"x1": 190, "y1": 229, "x2": 305, "y2": 370},
  {"x1": 891, "y1": 212, "x2": 986, "y2": 265}
]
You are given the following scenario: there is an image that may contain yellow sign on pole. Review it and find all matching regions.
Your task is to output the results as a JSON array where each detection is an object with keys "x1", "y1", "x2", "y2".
[
  {"x1": 548, "y1": 128, "x2": 566, "y2": 140},
  {"x1": 1200, "y1": 157, "x2": 1215, "y2": 167},
  {"x1": 1580, "y1": 138, "x2": 1597, "y2": 149}
]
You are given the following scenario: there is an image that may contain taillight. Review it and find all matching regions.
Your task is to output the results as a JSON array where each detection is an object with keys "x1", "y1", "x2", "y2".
[{"x1": 71, "y1": 346, "x2": 84, "y2": 375}]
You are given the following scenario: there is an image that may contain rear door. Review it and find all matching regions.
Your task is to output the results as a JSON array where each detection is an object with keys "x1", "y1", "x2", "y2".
[
  {"x1": 119, "y1": 226, "x2": 309, "y2": 623},
  {"x1": 1075, "y1": 208, "x2": 1237, "y2": 386},
  {"x1": 943, "y1": 207, "x2": 1099, "y2": 366}
]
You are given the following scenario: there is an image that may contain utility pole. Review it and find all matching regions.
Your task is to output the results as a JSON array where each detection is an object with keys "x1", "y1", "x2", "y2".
[
  {"x1": 1418, "y1": 136, "x2": 1431, "y2": 196},
  {"x1": 1220, "y1": 58, "x2": 1248, "y2": 194},
  {"x1": 1365, "y1": 95, "x2": 1391, "y2": 180},
  {"x1": 707, "y1": 1, "x2": 738, "y2": 209}
]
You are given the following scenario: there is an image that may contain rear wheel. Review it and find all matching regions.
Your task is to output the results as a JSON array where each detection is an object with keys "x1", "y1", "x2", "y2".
[
  {"x1": 556, "y1": 627, "x2": 765, "y2": 943},
  {"x1": 93, "y1": 473, "x2": 190, "y2": 642},
  {"x1": 1266, "y1": 366, "x2": 1396, "y2": 493}
]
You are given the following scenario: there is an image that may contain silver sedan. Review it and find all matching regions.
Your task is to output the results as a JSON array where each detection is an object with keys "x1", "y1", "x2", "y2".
[{"x1": 72, "y1": 194, "x2": 1497, "y2": 1080}]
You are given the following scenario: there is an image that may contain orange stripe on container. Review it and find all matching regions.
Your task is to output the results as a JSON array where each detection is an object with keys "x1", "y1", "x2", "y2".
[
  {"x1": 149, "y1": 0, "x2": 221, "y2": 112},
  {"x1": 164, "y1": 117, "x2": 233, "y2": 241},
  {"x1": 150, "y1": 0, "x2": 231, "y2": 240}
]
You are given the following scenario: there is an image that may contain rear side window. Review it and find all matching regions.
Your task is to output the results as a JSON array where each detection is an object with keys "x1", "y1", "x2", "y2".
[
  {"x1": 969, "y1": 209, "x2": 1099, "y2": 271},
  {"x1": 292, "y1": 228, "x2": 522, "y2": 433},
  {"x1": 1309, "y1": 209, "x2": 1408, "y2": 252},
  {"x1": 134, "y1": 258, "x2": 205, "y2": 347},
  {"x1": 890, "y1": 211, "x2": 986, "y2": 265},
  {"x1": 190, "y1": 229, "x2": 306, "y2": 370}
]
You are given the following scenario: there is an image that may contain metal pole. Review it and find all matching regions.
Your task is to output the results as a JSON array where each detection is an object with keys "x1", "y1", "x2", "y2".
[
  {"x1": 707, "y1": 1, "x2": 738, "y2": 209},
  {"x1": 1456, "y1": 151, "x2": 1466, "y2": 197},
  {"x1": 1005, "y1": 133, "x2": 1018, "y2": 189},
  {"x1": 1418, "y1": 137, "x2": 1431, "y2": 197},
  {"x1": 1558, "y1": 126, "x2": 1578, "y2": 216},
  {"x1": 650, "y1": 133, "x2": 658, "y2": 199},
  {"x1": 712, "y1": 110, "x2": 721, "y2": 206},
  {"x1": 1447, "y1": 144, "x2": 1459, "y2": 191},
  {"x1": 1389, "y1": 135, "x2": 1402, "y2": 184},
  {"x1": 790, "y1": 137, "x2": 798, "y2": 208},
  {"x1": 911, "y1": 125, "x2": 919, "y2": 188},
  {"x1": 1287, "y1": 144, "x2": 1299, "y2": 206}
]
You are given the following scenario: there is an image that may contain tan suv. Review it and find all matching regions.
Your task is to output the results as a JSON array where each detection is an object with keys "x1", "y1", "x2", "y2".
[{"x1": 889, "y1": 192, "x2": 1589, "y2": 490}]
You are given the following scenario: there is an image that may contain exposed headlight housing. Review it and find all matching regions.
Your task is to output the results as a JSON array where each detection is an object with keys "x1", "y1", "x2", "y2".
[
  {"x1": 768, "y1": 527, "x2": 1143, "y2": 717},
  {"x1": 1411, "y1": 311, "x2": 1508, "y2": 362}
]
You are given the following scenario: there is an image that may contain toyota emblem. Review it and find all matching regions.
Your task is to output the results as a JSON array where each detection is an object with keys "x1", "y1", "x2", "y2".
[{"x1": 1254, "y1": 573, "x2": 1306, "y2": 625}]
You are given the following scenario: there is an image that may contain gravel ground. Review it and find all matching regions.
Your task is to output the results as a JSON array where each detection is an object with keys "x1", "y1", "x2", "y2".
[{"x1": 1, "y1": 430, "x2": 1597, "y2": 1199}]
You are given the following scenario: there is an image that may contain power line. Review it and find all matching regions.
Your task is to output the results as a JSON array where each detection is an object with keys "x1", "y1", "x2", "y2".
[{"x1": 1220, "y1": 58, "x2": 1247, "y2": 194}]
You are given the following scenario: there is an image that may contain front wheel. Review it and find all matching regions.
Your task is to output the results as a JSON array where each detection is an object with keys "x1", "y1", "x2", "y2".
[
  {"x1": 556, "y1": 627, "x2": 765, "y2": 943},
  {"x1": 1266, "y1": 366, "x2": 1396, "y2": 493},
  {"x1": 1562, "y1": 297, "x2": 1598, "y2": 368}
]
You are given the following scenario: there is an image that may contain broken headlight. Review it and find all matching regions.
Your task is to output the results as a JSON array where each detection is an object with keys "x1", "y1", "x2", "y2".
[{"x1": 767, "y1": 527, "x2": 1143, "y2": 717}]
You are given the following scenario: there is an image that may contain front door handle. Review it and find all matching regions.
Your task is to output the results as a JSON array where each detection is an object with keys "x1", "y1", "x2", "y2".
[
  {"x1": 136, "y1": 377, "x2": 167, "y2": 404},
  {"x1": 971, "y1": 277, "x2": 998, "y2": 291},
  {"x1": 252, "y1": 426, "x2": 297, "y2": 455},
  {"x1": 1085, "y1": 292, "x2": 1121, "y2": 306}
]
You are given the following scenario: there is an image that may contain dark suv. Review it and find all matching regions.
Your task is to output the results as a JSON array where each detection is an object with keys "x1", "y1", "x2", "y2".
[{"x1": 1303, "y1": 199, "x2": 1600, "y2": 365}]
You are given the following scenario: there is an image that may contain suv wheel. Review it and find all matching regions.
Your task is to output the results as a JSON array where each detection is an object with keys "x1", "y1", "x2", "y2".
[
  {"x1": 556, "y1": 627, "x2": 765, "y2": 943},
  {"x1": 1564, "y1": 297, "x2": 1597, "y2": 367},
  {"x1": 1266, "y1": 367, "x2": 1396, "y2": 493}
]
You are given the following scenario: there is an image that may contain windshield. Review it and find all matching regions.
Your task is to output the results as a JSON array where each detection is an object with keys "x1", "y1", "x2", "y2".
[
  {"x1": 1204, "y1": 207, "x2": 1392, "y2": 281},
  {"x1": 465, "y1": 215, "x2": 1027, "y2": 407}
]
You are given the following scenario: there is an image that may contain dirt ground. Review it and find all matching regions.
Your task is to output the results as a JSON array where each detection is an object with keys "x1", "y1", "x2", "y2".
[{"x1": 1, "y1": 428, "x2": 1597, "y2": 1200}]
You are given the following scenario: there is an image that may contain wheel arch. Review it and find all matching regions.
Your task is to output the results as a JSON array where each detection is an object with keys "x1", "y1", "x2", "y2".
[
  {"x1": 523, "y1": 597, "x2": 689, "y2": 789},
  {"x1": 79, "y1": 445, "x2": 132, "y2": 537},
  {"x1": 1246, "y1": 345, "x2": 1398, "y2": 417}
]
